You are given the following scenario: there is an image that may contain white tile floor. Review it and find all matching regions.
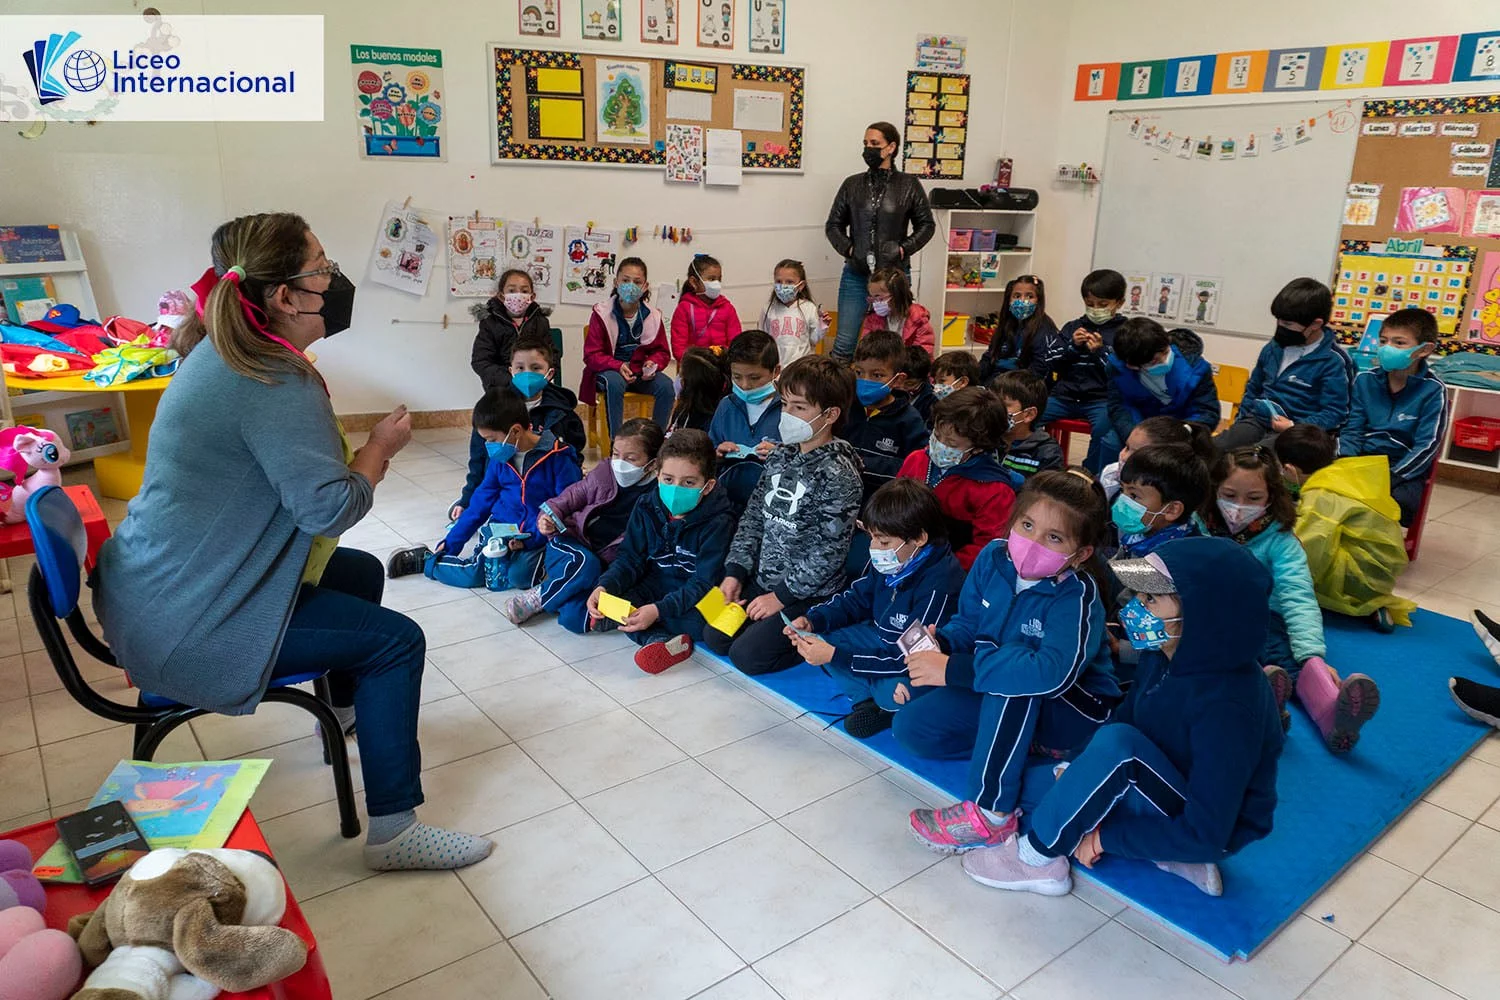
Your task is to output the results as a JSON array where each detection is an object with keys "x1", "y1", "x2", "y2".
[{"x1": 3, "y1": 426, "x2": 1500, "y2": 998}]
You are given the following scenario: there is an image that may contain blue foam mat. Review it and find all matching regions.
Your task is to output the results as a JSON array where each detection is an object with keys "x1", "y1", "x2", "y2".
[{"x1": 715, "y1": 608, "x2": 1493, "y2": 961}]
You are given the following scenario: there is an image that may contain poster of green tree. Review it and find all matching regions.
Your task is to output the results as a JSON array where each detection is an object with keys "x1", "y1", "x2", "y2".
[
  {"x1": 351, "y1": 45, "x2": 445, "y2": 159},
  {"x1": 596, "y1": 60, "x2": 652, "y2": 145}
]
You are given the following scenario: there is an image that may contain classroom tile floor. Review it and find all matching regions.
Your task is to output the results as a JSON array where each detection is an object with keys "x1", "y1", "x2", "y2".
[{"x1": 3, "y1": 424, "x2": 1500, "y2": 999}]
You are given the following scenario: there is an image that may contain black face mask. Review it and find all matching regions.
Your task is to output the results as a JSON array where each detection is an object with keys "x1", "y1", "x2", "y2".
[
  {"x1": 294, "y1": 271, "x2": 356, "y2": 337},
  {"x1": 862, "y1": 146, "x2": 886, "y2": 169},
  {"x1": 1272, "y1": 324, "x2": 1307, "y2": 348}
]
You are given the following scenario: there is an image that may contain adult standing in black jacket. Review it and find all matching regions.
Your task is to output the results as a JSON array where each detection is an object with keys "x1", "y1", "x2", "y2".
[{"x1": 825, "y1": 122, "x2": 935, "y2": 361}]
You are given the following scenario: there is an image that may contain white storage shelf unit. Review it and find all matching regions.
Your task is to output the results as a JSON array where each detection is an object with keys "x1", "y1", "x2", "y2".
[
  {"x1": 1441, "y1": 383, "x2": 1500, "y2": 474},
  {"x1": 916, "y1": 208, "x2": 1036, "y2": 357},
  {"x1": 0, "y1": 229, "x2": 129, "y2": 466}
]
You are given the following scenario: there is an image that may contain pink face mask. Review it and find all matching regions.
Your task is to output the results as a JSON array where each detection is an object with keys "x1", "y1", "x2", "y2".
[
  {"x1": 1007, "y1": 529, "x2": 1075, "y2": 580},
  {"x1": 503, "y1": 291, "x2": 532, "y2": 317}
]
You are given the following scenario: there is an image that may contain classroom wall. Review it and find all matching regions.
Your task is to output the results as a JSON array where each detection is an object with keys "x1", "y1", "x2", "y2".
[
  {"x1": 1043, "y1": 0, "x2": 1500, "y2": 369},
  {"x1": 2, "y1": 0, "x2": 1075, "y2": 414}
]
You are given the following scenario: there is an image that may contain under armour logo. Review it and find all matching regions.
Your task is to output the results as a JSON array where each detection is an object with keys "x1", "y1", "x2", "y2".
[{"x1": 766, "y1": 473, "x2": 806, "y2": 516}]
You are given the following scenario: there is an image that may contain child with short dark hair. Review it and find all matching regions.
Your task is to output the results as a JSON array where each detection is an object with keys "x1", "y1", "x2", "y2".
[
  {"x1": 1276, "y1": 424, "x2": 1415, "y2": 630},
  {"x1": 583, "y1": 257, "x2": 676, "y2": 435},
  {"x1": 784, "y1": 478, "x2": 967, "y2": 738},
  {"x1": 710, "y1": 330, "x2": 783, "y2": 508},
  {"x1": 671, "y1": 253, "x2": 743, "y2": 361},
  {"x1": 1101, "y1": 415, "x2": 1217, "y2": 503},
  {"x1": 1107, "y1": 317, "x2": 1220, "y2": 444},
  {"x1": 588, "y1": 428, "x2": 735, "y2": 673},
  {"x1": 1340, "y1": 306, "x2": 1446, "y2": 525},
  {"x1": 932, "y1": 350, "x2": 980, "y2": 402},
  {"x1": 903, "y1": 344, "x2": 937, "y2": 426},
  {"x1": 1030, "y1": 269, "x2": 1128, "y2": 473},
  {"x1": 961, "y1": 537, "x2": 1283, "y2": 899},
  {"x1": 993, "y1": 370, "x2": 1064, "y2": 484},
  {"x1": 899, "y1": 470, "x2": 1120, "y2": 852},
  {"x1": 1216, "y1": 278, "x2": 1355, "y2": 452},
  {"x1": 897, "y1": 387, "x2": 1015, "y2": 568},
  {"x1": 706, "y1": 356, "x2": 863, "y2": 675},
  {"x1": 1112, "y1": 444, "x2": 1208, "y2": 559},
  {"x1": 667, "y1": 346, "x2": 727, "y2": 433},
  {"x1": 861, "y1": 267, "x2": 935, "y2": 353},
  {"x1": 761, "y1": 258, "x2": 826, "y2": 366},
  {"x1": 1209, "y1": 446, "x2": 1380, "y2": 753},
  {"x1": 843, "y1": 330, "x2": 931, "y2": 499},
  {"x1": 404, "y1": 388, "x2": 582, "y2": 590},
  {"x1": 502, "y1": 418, "x2": 665, "y2": 630}
]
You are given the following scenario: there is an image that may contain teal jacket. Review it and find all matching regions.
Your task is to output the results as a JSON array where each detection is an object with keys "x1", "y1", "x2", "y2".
[{"x1": 1213, "y1": 515, "x2": 1325, "y2": 662}]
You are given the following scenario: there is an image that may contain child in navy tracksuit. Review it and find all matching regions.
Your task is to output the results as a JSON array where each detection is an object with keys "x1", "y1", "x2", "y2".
[
  {"x1": 1339, "y1": 306, "x2": 1447, "y2": 526},
  {"x1": 899, "y1": 471, "x2": 1120, "y2": 854},
  {"x1": 993, "y1": 370, "x2": 1065, "y2": 487},
  {"x1": 1030, "y1": 269, "x2": 1129, "y2": 474},
  {"x1": 1106, "y1": 318, "x2": 1220, "y2": 444},
  {"x1": 784, "y1": 479, "x2": 967, "y2": 739},
  {"x1": 959, "y1": 537, "x2": 1284, "y2": 898},
  {"x1": 903, "y1": 344, "x2": 938, "y2": 427},
  {"x1": 842, "y1": 330, "x2": 931, "y2": 500},
  {"x1": 1110, "y1": 444, "x2": 1208, "y2": 561},
  {"x1": 710, "y1": 330, "x2": 782, "y2": 510},
  {"x1": 420, "y1": 388, "x2": 581, "y2": 591},
  {"x1": 589, "y1": 429, "x2": 736, "y2": 674},
  {"x1": 1216, "y1": 278, "x2": 1355, "y2": 452}
]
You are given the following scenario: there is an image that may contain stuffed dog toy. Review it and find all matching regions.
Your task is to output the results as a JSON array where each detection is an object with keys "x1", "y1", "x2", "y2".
[{"x1": 68, "y1": 848, "x2": 306, "y2": 1000}]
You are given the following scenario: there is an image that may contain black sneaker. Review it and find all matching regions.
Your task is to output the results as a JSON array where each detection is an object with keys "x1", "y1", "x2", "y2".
[
  {"x1": 843, "y1": 698, "x2": 895, "y2": 739},
  {"x1": 1450, "y1": 677, "x2": 1500, "y2": 728},
  {"x1": 1473, "y1": 610, "x2": 1500, "y2": 666},
  {"x1": 386, "y1": 545, "x2": 433, "y2": 579}
]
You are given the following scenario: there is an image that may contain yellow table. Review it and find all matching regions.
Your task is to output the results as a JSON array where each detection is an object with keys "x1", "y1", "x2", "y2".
[{"x1": 6, "y1": 373, "x2": 169, "y2": 500}]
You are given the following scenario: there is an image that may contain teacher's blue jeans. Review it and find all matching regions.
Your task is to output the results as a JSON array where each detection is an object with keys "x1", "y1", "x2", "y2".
[
  {"x1": 268, "y1": 548, "x2": 425, "y2": 818},
  {"x1": 833, "y1": 261, "x2": 870, "y2": 360}
]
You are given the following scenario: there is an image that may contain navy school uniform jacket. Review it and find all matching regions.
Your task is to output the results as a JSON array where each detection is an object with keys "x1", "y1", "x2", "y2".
[
  {"x1": 1338, "y1": 363, "x2": 1447, "y2": 486},
  {"x1": 596, "y1": 484, "x2": 735, "y2": 624},
  {"x1": 841, "y1": 392, "x2": 931, "y2": 499},
  {"x1": 708, "y1": 392, "x2": 782, "y2": 502},
  {"x1": 936, "y1": 537, "x2": 1119, "y2": 704},
  {"x1": 444, "y1": 431, "x2": 581, "y2": 554},
  {"x1": 1030, "y1": 312, "x2": 1128, "y2": 404},
  {"x1": 909, "y1": 382, "x2": 937, "y2": 428},
  {"x1": 999, "y1": 430, "x2": 1065, "y2": 488},
  {"x1": 805, "y1": 541, "x2": 967, "y2": 676},
  {"x1": 1100, "y1": 537, "x2": 1283, "y2": 863},
  {"x1": 1236, "y1": 329, "x2": 1355, "y2": 432},
  {"x1": 1106, "y1": 345, "x2": 1221, "y2": 443},
  {"x1": 458, "y1": 383, "x2": 587, "y2": 510}
]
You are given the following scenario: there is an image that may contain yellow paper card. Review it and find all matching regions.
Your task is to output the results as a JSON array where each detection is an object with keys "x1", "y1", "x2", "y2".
[
  {"x1": 695, "y1": 588, "x2": 748, "y2": 636},
  {"x1": 535, "y1": 97, "x2": 586, "y2": 140},
  {"x1": 597, "y1": 591, "x2": 636, "y2": 624},
  {"x1": 534, "y1": 67, "x2": 584, "y2": 95}
]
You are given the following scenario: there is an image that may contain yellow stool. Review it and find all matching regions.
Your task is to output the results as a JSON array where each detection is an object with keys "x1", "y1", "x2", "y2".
[{"x1": 587, "y1": 394, "x2": 656, "y2": 460}]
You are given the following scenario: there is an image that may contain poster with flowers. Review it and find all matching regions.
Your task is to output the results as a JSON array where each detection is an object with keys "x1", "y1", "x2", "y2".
[{"x1": 351, "y1": 45, "x2": 445, "y2": 160}]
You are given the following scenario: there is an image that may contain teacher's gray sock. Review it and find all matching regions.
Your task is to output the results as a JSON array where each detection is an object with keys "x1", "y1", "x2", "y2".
[{"x1": 364, "y1": 811, "x2": 493, "y2": 871}]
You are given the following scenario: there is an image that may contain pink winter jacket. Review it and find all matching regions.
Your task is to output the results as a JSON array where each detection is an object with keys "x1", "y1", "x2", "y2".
[
  {"x1": 859, "y1": 302, "x2": 935, "y2": 354},
  {"x1": 670, "y1": 290, "x2": 742, "y2": 361}
]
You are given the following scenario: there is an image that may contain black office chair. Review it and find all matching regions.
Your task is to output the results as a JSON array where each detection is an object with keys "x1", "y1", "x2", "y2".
[{"x1": 25, "y1": 485, "x2": 360, "y2": 838}]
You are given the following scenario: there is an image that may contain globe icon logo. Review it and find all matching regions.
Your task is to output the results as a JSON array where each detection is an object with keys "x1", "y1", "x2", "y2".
[{"x1": 62, "y1": 49, "x2": 107, "y2": 93}]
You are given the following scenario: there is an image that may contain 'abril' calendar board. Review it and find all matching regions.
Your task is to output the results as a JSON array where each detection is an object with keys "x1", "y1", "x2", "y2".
[
  {"x1": 1332, "y1": 246, "x2": 1473, "y2": 337},
  {"x1": 490, "y1": 45, "x2": 804, "y2": 172}
]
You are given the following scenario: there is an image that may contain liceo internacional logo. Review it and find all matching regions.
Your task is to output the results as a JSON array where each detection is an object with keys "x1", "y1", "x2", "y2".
[{"x1": 1, "y1": 15, "x2": 324, "y2": 122}]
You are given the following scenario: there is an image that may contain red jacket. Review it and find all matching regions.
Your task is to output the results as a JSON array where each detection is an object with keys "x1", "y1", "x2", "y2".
[
  {"x1": 670, "y1": 290, "x2": 742, "y2": 360},
  {"x1": 860, "y1": 302, "x2": 935, "y2": 355},
  {"x1": 580, "y1": 300, "x2": 671, "y2": 405},
  {"x1": 898, "y1": 449, "x2": 1016, "y2": 569}
]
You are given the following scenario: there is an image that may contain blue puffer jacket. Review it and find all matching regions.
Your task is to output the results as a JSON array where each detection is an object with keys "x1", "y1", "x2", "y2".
[
  {"x1": 1237, "y1": 330, "x2": 1355, "y2": 431},
  {"x1": 444, "y1": 432, "x2": 582, "y2": 554},
  {"x1": 1339, "y1": 364, "x2": 1447, "y2": 486},
  {"x1": 1106, "y1": 345, "x2": 1220, "y2": 442}
]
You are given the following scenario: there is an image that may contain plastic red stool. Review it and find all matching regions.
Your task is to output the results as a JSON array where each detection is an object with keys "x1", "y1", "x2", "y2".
[{"x1": 1046, "y1": 418, "x2": 1092, "y2": 463}]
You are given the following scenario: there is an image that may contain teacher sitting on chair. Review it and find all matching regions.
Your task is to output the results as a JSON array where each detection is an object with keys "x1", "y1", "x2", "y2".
[
  {"x1": 94, "y1": 212, "x2": 492, "y2": 872},
  {"x1": 824, "y1": 121, "x2": 936, "y2": 361}
]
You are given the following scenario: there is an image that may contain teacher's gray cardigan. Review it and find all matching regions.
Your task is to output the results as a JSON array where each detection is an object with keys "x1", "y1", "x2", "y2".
[{"x1": 95, "y1": 341, "x2": 374, "y2": 714}]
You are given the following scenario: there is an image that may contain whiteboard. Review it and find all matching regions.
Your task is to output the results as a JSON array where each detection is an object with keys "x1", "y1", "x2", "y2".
[{"x1": 1092, "y1": 100, "x2": 1360, "y2": 337}]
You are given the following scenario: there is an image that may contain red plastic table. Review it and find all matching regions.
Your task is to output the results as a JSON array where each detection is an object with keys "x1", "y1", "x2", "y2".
[
  {"x1": 0, "y1": 483, "x2": 110, "y2": 594},
  {"x1": 2, "y1": 811, "x2": 332, "y2": 1000}
]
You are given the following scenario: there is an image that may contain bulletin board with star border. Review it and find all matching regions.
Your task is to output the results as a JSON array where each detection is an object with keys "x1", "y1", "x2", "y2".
[
  {"x1": 491, "y1": 45, "x2": 805, "y2": 171},
  {"x1": 1340, "y1": 95, "x2": 1500, "y2": 343}
]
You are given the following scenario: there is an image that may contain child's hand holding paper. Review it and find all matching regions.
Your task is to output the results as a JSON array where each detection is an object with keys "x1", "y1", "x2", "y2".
[
  {"x1": 696, "y1": 587, "x2": 748, "y2": 636},
  {"x1": 596, "y1": 591, "x2": 636, "y2": 625}
]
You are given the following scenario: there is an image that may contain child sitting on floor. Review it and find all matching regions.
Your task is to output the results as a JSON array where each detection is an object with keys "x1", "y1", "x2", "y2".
[
  {"x1": 993, "y1": 370, "x2": 1064, "y2": 485},
  {"x1": 897, "y1": 470, "x2": 1120, "y2": 854},
  {"x1": 501, "y1": 418, "x2": 664, "y2": 630},
  {"x1": 932, "y1": 349, "x2": 980, "y2": 403},
  {"x1": 1112, "y1": 443, "x2": 1208, "y2": 560},
  {"x1": 958, "y1": 537, "x2": 1283, "y2": 899},
  {"x1": 1106, "y1": 317, "x2": 1220, "y2": 446},
  {"x1": 1100, "y1": 416, "x2": 1217, "y2": 504},
  {"x1": 903, "y1": 344, "x2": 937, "y2": 427},
  {"x1": 709, "y1": 330, "x2": 782, "y2": 509},
  {"x1": 784, "y1": 478, "x2": 967, "y2": 739},
  {"x1": 843, "y1": 330, "x2": 931, "y2": 501},
  {"x1": 587, "y1": 428, "x2": 736, "y2": 674},
  {"x1": 705, "y1": 355, "x2": 864, "y2": 676},
  {"x1": 897, "y1": 386, "x2": 1015, "y2": 569},
  {"x1": 1275, "y1": 423, "x2": 1415, "y2": 632},
  {"x1": 667, "y1": 346, "x2": 727, "y2": 434},
  {"x1": 1209, "y1": 446, "x2": 1381, "y2": 752}
]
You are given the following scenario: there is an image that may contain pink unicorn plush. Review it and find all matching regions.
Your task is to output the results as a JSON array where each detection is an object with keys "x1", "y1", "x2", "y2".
[{"x1": 0, "y1": 426, "x2": 70, "y2": 523}]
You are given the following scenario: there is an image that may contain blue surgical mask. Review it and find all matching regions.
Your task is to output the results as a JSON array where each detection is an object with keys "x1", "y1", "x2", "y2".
[
  {"x1": 616, "y1": 281, "x2": 644, "y2": 305},
  {"x1": 1111, "y1": 493, "x2": 1166, "y2": 536},
  {"x1": 1119, "y1": 597, "x2": 1181, "y2": 651},
  {"x1": 658, "y1": 481, "x2": 705, "y2": 516},
  {"x1": 511, "y1": 370, "x2": 549, "y2": 399},
  {"x1": 1143, "y1": 357, "x2": 1173, "y2": 377},
  {"x1": 1377, "y1": 343, "x2": 1423, "y2": 371},
  {"x1": 928, "y1": 434, "x2": 969, "y2": 469},
  {"x1": 1009, "y1": 299, "x2": 1037, "y2": 321},
  {"x1": 733, "y1": 381, "x2": 777, "y2": 405},
  {"x1": 485, "y1": 433, "x2": 517, "y2": 464},
  {"x1": 774, "y1": 282, "x2": 800, "y2": 304},
  {"x1": 869, "y1": 540, "x2": 913, "y2": 575},
  {"x1": 856, "y1": 377, "x2": 893, "y2": 405}
]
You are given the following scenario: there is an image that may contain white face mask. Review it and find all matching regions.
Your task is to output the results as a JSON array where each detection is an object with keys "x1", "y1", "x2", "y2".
[
  {"x1": 701, "y1": 280, "x2": 723, "y2": 300},
  {"x1": 779, "y1": 409, "x2": 826, "y2": 445},
  {"x1": 1217, "y1": 498, "x2": 1267, "y2": 533},
  {"x1": 611, "y1": 458, "x2": 649, "y2": 488}
]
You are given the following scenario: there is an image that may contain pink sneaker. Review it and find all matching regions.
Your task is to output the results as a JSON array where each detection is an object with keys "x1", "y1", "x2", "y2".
[
  {"x1": 962, "y1": 836, "x2": 1072, "y2": 895},
  {"x1": 908, "y1": 801, "x2": 1017, "y2": 855}
]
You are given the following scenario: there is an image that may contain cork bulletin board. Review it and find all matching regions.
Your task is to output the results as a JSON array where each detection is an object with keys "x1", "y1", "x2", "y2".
[
  {"x1": 1337, "y1": 95, "x2": 1500, "y2": 342},
  {"x1": 491, "y1": 45, "x2": 805, "y2": 171}
]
